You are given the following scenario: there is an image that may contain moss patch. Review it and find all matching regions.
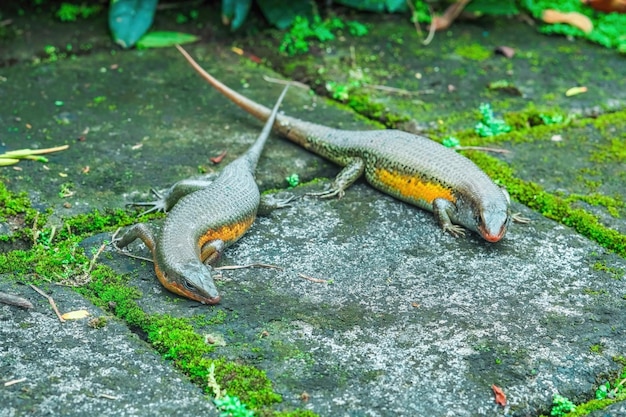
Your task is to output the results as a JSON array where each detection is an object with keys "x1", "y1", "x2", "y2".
[{"x1": 0, "y1": 181, "x2": 317, "y2": 416}]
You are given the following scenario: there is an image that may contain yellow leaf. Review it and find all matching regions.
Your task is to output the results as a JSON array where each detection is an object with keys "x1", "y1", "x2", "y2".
[
  {"x1": 565, "y1": 86, "x2": 588, "y2": 97},
  {"x1": 0, "y1": 158, "x2": 20, "y2": 166},
  {"x1": 61, "y1": 310, "x2": 90, "y2": 320}
]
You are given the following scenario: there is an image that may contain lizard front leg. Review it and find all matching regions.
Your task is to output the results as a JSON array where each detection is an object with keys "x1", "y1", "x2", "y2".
[
  {"x1": 128, "y1": 176, "x2": 216, "y2": 216},
  {"x1": 307, "y1": 158, "x2": 365, "y2": 199},
  {"x1": 432, "y1": 198, "x2": 465, "y2": 237}
]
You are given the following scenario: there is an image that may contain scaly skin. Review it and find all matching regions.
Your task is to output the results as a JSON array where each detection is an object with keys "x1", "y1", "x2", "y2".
[
  {"x1": 115, "y1": 85, "x2": 290, "y2": 304},
  {"x1": 176, "y1": 45, "x2": 513, "y2": 242}
]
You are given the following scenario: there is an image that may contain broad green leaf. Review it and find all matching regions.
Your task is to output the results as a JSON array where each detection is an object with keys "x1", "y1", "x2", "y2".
[
  {"x1": 334, "y1": 0, "x2": 408, "y2": 13},
  {"x1": 256, "y1": 0, "x2": 313, "y2": 30},
  {"x1": 222, "y1": 0, "x2": 252, "y2": 30},
  {"x1": 109, "y1": 0, "x2": 159, "y2": 48},
  {"x1": 136, "y1": 31, "x2": 200, "y2": 49}
]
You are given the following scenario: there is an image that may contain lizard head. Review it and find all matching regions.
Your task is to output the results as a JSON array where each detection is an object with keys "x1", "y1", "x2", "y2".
[
  {"x1": 156, "y1": 260, "x2": 221, "y2": 304},
  {"x1": 476, "y1": 203, "x2": 511, "y2": 242},
  {"x1": 454, "y1": 188, "x2": 511, "y2": 242},
  {"x1": 475, "y1": 188, "x2": 512, "y2": 242}
]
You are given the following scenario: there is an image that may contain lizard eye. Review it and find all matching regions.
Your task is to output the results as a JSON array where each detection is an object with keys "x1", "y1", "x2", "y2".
[{"x1": 183, "y1": 280, "x2": 196, "y2": 292}]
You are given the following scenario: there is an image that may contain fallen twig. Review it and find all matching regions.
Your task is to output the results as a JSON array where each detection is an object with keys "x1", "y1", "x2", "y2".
[
  {"x1": 215, "y1": 263, "x2": 283, "y2": 271},
  {"x1": 110, "y1": 228, "x2": 154, "y2": 263},
  {"x1": 30, "y1": 284, "x2": 65, "y2": 322},
  {"x1": 298, "y1": 273, "x2": 329, "y2": 284},
  {"x1": 262, "y1": 75, "x2": 309, "y2": 91},
  {"x1": 423, "y1": 6, "x2": 437, "y2": 46},
  {"x1": 455, "y1": 146, "x2": 511, "y2": 154},
  {"x1": 363, "y1": 83, "x2": 434, "y2": 96},
  {"x1": 4, "y1": 377, "x2": 27, "y2": 387},
  {"x1": 0, "y1": 291, "x2": 34, "y2": 309},
  {"x1": 98, "y1": 393, "x2": 119, "y2": 400},
  {"x1": 113, "y1": 246, "x2": 153, "y2": 263}
]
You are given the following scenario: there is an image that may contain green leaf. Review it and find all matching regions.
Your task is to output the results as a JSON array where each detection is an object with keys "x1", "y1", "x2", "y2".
[
  {"x1": 222, "y1": 0, "x2": 252, "y2": 30},
  {"x1": 256, "y1": 0, "x2": 313, "y2": 30},
  {"x1": 109, "y1": 0, "x2": 158, "y2": 49},
  {"x1": 334, "y1": 0, "x2": 408, "y2": 13},
  {"x1": 136, "y1": 31, "x2": 200, "y2": 49}
]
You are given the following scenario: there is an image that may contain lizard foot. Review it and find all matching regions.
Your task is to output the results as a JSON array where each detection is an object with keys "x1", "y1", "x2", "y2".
[
  {"x1": 443, "y1": 224, "x2": 466, "y2": 238},
  {"x1": 306, "y1": 188, "x2": 345, "y2": 199},
  {"x1": 512, "y1": 212, "x2": 531, "y2": 224},
  {"x1": 126, "y1": 188, "x2": 167, "y2": 216}
]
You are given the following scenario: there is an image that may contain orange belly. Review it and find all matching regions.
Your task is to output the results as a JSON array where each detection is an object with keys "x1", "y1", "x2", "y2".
[
  {"x1": 196, "y1": 215, "x2": 256, "y2": 251},
  {"x1": 374, "y1": 168, "x2": 455, "y2": 204}
]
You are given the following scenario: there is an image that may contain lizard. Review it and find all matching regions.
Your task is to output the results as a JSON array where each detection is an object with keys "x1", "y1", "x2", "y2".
[
  {"x1": 175, "y1": 44, "x2": 523, "y2": 243},
  {"x1": 114, "y1": 84, "x2": 291, "y2": 304}
]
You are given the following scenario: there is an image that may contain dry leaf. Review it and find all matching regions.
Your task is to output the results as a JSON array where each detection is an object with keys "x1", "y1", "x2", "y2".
[
  {"x1": 61, "y1": 309, "x2": 90, "y2": 320},
  {"x1": 582, "y1": 0, "x2": 626, "y2": 13},
  {"x1": 492, "y1": 384, "x2": 507, "y2": 406},
  {"x1": 494, "y1": 46, "x2": 515, "y2": 59},
  {"x1": 542, "y1": 10, "x2": 594, "y2": 33},
  {"x1": 210, "y1": 150, "x2": 227, "y2": 164}
]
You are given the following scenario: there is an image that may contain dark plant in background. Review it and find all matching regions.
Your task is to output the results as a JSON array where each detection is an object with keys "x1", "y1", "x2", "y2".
[{"x1": 32, "y1": 0, "x2": 626, "y2": 51}]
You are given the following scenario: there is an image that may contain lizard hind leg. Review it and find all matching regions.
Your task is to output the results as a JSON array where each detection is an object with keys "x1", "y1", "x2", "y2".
[
  {"x1": 258, "y1": 194, "x2": 297, "y2": 216},
  {"x1": 127, "y1": 188, "x2": 167, "y2": 216},
  {"x1": 113, "y1": 223, "x2": 157, "y2": 252},
  {"x1": 307, "y1": 158, "x2": 365, "y2": 199},
  {"x1": 200, "y1": 239, "x2": 226, "y2": 266}
]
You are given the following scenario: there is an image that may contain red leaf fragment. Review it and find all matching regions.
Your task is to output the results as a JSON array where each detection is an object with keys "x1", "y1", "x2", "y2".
[
  {"x1": 492, "y1": 384, "x2": 507, "y2": 406},
  {"x1": 210, "y1": 150, "x2": 227, "y2": 164},
  {"x1": 583, "y1": 0, "x2": 626, "y2": 13}
]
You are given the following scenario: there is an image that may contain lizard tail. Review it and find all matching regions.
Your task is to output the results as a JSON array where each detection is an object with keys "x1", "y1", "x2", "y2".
[{"x1": 175, "y1": 45, "x2": 272, "y2": 122}]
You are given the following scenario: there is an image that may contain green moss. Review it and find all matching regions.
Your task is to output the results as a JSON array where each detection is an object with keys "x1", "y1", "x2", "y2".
[
  {"x1": 80, "y1": 265, "x2": 285, "y2": 409},
  {"x1": 57, "y1": 208, "x2": 153, "y2": 239},
  {"x1": 0, "y1": 191, "x2": 293, "y2": 414},
  {"x1": 344, "y1": 92, "x2": 408, "y2": 127},
  {"x1": 590, "y1": 137, "x2": 626, "y2": 163},
  {"x1": 562, "y1": 398, "x2": 618, "y2": 416},
  {"x1": 582, "y1": 288, "x2": 608, "y2": 296},
  {"x1": 0, "y1": 236, "x2": 89, "y2": 280},
  {"x1": 0, "y1": 181, "x2": 32, "y2": 220},
  {"x1": 0, "y1": 179, "x2": 47, "y2": 242},
  {"x1": 192, "y1": 310, "x2": 228, "y2": 326},
  {"x1": 566, "y1": 194, "x2": 624, "y2": 219},
  {"x1": 454, "y1": 44, "x2": 491, "y2": 61},
  {"x1": 592, "y1": 261, "x2": 625, "y2": 280},
  {"x1": 212, "y1": 358, "x2": 282, "y2": 407},
  {"x1": 613, "y1": 356, "x2": 626, "y2": 366},
  {"x1": 590, "y1": 344, "x2": 604, "y2": 354}
]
